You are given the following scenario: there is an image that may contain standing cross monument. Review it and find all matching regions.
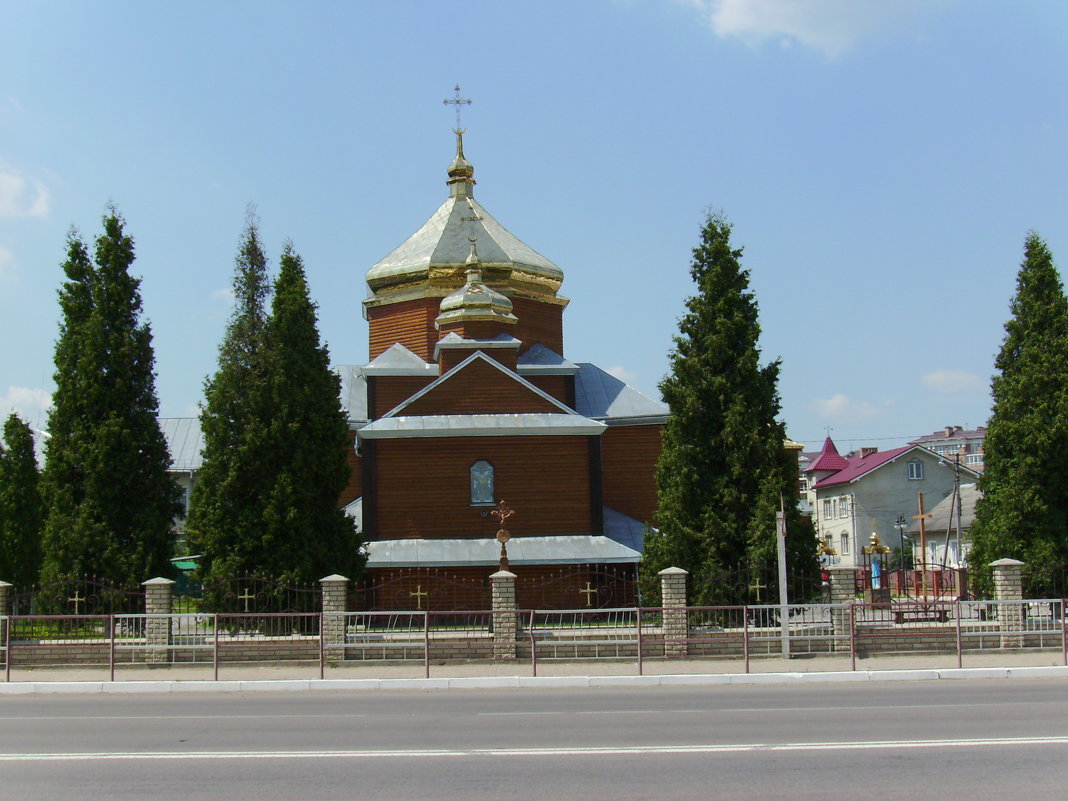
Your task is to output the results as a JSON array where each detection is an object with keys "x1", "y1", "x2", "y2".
[{"x1": 491, "y1": 500, "x2": 515, "y2": 572}]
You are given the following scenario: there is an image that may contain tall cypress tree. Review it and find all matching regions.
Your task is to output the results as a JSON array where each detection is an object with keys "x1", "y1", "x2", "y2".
[
  {"x1": 969, "y1": 232, "x2": 1068, "y2": 597},
  {"x1": 641, "y1": 212, "x2": 816, "y2": 605},
  {"x1": 253, "y1": 243, "x2": 363, "y2": 583},
  {"x1": 0, "y1": 413, "x2": 43, "y2": 590},
  {"x1": 40, "y1": 212, "x2": 181, "y2": 590},
  {"x1": 188, "y1": 226, "x2": 363, "y2": 586},
  {"x1": 185, "y1": 211, "x2": 273, "y2": 580}
]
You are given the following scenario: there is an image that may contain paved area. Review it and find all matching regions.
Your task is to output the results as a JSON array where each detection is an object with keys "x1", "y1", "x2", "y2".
[{"x1": 2, "y1": 649, "x2": 1066, "y2": 692}]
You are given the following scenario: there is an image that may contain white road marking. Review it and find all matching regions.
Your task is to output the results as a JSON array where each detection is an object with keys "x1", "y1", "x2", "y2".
[
  {"x1": 2, "y1": 736, "x2": 1067, "y2": 761},
  {"x1": 0, "y1": 714, "x2": 369, "y2": 722}
]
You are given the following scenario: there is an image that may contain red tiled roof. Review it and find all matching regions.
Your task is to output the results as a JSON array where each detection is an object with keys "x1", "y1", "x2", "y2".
[
  {"x1": 804, "y1": 437, "x2": 849, "y2": 473},
  {"x1": 812, "y1": 445, "x2": 914, "y2": 488}
]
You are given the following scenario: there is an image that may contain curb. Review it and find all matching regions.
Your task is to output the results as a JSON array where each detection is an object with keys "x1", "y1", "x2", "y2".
[{"x1": 1, "y1": 665, "x2": 1065, "y2": 694}]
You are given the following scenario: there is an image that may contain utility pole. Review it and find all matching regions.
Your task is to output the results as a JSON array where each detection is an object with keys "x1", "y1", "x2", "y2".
[{"x1": 775, "y1": 507, "x2": 790, "y2": 658}]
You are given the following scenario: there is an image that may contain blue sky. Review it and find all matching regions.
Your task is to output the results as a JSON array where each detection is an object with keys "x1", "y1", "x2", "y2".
[{"x1": 2, "y1": 0, "x2": 1066, "y2": 453}]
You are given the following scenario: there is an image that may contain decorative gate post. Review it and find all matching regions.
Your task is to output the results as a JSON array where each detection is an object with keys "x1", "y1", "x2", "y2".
[
  {"x1": 320, "y1": 575, "x2": 349, "y2": 656},
  {"x1": 142, "y1": 577, "x2": 175, "y2": 664},
  {"x1": 0, "y1": 581, "x2": 10, "y2": 616},
  {"x1": 827, "y1": 566, "x2": 855, "y2": 653},
  {"x1": 990, "y1": 559, "x2": 1025, "y2": 649},
  {"x1": 659, "y1": 567, "x2": 688, "y2": 658},
  {"x1": 491, "y1": 570, "x2": 517, "y2": 661}
]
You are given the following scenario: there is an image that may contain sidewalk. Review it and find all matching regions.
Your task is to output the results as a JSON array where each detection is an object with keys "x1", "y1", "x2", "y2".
[{"x1": 3, "y1": 650, "x2": 1066, "y2": 693}]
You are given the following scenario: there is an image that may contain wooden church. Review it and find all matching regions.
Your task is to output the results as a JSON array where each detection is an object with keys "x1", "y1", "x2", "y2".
[{"x1": 332, "y1": 129, "x2": 668, "y2": 610}]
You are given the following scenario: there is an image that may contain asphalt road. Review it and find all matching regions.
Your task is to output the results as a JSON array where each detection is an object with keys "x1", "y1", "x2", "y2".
[{"x1": 3, "y1": 679, "x2": 1068, "y2": 800}]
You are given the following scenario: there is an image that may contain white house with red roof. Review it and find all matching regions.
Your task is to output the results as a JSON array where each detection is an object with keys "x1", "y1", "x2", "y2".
[{"x1": 803, "y1": 437, "x2": 980, "y2": 568}]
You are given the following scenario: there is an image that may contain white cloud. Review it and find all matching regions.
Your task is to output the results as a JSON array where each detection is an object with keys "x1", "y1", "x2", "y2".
[
  {"x1": 211, "y1": 287, "x2": 236, "y2": 304},
  {"x1": 0, "y1": 386, "x2": 53, "y2": 428},
  {"x1": 812, "y1": 393, "x2": 879, "y2": 421},
  {"x1": 604, "y1": 365, "x2": 637, "y2": 384},
  {"x1": 0, "y1": 167, "x2": 51, "y2": 218},
  {"x1": 0, "y1": 246, "x2": 14, "y2": 280},
  {"x1": 680, "y1": 0, "x2": 947, "y2": 58},
  {"x1": 922, "y1": 368, "x2": 985, "y2": 394}
]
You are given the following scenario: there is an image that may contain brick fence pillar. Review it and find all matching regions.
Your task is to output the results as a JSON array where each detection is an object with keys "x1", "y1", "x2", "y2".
[
  {"x1": 141, "y1": 577, "x2": 174, "y2": 664},
  {"x1": 320, "y1": 574, "x2": 349, "y2": 654},
  {"x1": 0, "y1": 581, "x2": 11, "y2": 616},
  {"x1": 827, "y1": 566, "x2": 855, "y2": 652},
  {"x1": 491, "y1": 570, "x2": 517, "y2": 661},
  {"x1": 659, "y1": 567, "x2": 689, "y2": 658},
  {"x1": 991, "y1": 558, "x2": 1025, "y2": 649}
]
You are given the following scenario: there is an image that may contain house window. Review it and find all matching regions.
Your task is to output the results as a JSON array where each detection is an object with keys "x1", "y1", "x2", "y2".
[
  {"x1": 823, "y1": 499, "x2": 832, "y2": 519},
  {"x1": 966, "y1": 453, "x2": 983, "y2": 466},
  {"x1": 840, "y1": 533, "x2": 850, "y2": 555},
  {"x1": 839, "y1": 496, "x2": 850, "y2": 518},
  {"x1": 908, "y1": 460, "x2": 924, "y2": 480},
  {"x1": 470, "y1": 460, "x2": 495, "y2": 505}
]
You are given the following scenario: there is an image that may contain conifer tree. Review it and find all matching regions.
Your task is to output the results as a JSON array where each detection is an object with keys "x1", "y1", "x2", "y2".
[
  {"x1": 641, "y1": 212, "x2": 816, "y2": 605},
  {"x1": 0, "y1": 413, "x2": 43, "y2": 590},
  {"x1": 253, "y1": 243, "x2": 362, "y2": 583},
  {"x1": 188, "y1": 227, "x2": 363, "y2": 588},
  {"x1": 39, "y1": 212, "x2": 181, "y2": 590},
  {"x1": 185, "y1": 211, "x2": 273, "y2": 579},
  {"x1": 969, "y1": 232, "x2": 1068, "y2": 597}
]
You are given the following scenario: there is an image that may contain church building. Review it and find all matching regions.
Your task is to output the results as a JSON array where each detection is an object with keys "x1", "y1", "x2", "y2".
[{"x1": 333, "y1": 129, "x2": 667, "y2": 610}]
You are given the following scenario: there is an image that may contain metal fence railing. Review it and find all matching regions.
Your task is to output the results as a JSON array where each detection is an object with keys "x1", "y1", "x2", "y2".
[{"x1": 1, "y1": 599, "x2": 1066, "y2": 682}]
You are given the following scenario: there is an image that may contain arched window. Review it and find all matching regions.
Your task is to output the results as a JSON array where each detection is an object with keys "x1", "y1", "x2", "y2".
[{"x1": 470, "y1": 460, "x2": 495, "y2": 505}]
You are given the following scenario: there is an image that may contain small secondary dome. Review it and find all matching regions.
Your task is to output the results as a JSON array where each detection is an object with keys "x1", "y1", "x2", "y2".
[{"x1": 436, "y1": 241, "x2": 517, "y2": 327}]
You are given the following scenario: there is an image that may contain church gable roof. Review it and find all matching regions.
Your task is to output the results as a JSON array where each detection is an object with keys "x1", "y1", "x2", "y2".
[
  {"x1": 516, "y1": 343, "x2": 578, "y2": 375},
  {"x1": 385, "y1": 351, "x2": 571, "y2": 417},
  {"x1": 573, "y1": 363, "x2": 668, "y2": 423},
  {"x1": 362, "y1": 343, "x2": 437, "y2": 376}
]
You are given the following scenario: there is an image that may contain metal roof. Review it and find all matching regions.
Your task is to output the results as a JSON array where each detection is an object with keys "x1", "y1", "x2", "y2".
[
  {"x1": 516, "y1": 344, "x2": 578, "y2": 375},
  {"x1": 573, "y1": 363, "x2": 667, "y2": 423},
  {"x1": 361, "y1": 343, "x2": 438, "y2": 376},
  {"x1": 365, "y1": 534, "x2": 639, "y2": 568},
  {"x1": 602, "y1": 507, "x2": 647, "y2": 552},
  {"x1": 159, "y1": 417, "x2": 203, "y2": 471},
  {"x1": 365, "y1": 195, "x2": 563, "y2": 294},
  {"x1": 335, "y1": 365, "x2": 369, "y2": 423},
  {"x1": 907, "y1": 483, "x2": 981, "y2": 534},
  {"x1": 359, "y1": 413, "x2": 606, "y2": 439}
]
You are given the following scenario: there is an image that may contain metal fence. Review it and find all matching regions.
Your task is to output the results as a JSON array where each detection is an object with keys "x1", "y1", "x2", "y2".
[{"x1": 2, "y1": 599, "x2": 1067, "y2": 682}]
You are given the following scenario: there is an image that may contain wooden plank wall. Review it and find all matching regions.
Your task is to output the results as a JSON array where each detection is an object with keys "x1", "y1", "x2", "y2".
[
  {"x1": 400, "y1": 359, "x2": 563, "y2": 415},
  {"x1": 370, "y1": 436, "x2": 593, "y2": 539},
  {"x1": 373, "y1": 376, "x2": 437, "y2": 417},
  {"x1": 601, "y1": 423, "x2": 662, "y2": 524},
  {"x1": 367, "y1": 297, "x2": 440, "y2": 361}
]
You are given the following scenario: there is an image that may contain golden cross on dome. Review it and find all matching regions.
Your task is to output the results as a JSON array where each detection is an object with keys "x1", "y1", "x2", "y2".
[{"x1": 443, "y1": 84, "x2": 472, "y2": 130}]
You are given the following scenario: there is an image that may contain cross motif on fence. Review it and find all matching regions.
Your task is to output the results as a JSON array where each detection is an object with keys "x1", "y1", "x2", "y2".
[
  {"x1": 238, "y1": 589, "x2": 254, "y2": 613},
  {"x1": 748, "y1": 579, "x2": 767, "y2": 603},
  {"x1": 578, "y1": 582, "x2": 597, "y2": 608},
  {"x1": 68, "y1": 591, "x2": 84, "y2": 615},
  {"x1": 410, "y1": 585, "x2": 428, "y2": 610}
]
